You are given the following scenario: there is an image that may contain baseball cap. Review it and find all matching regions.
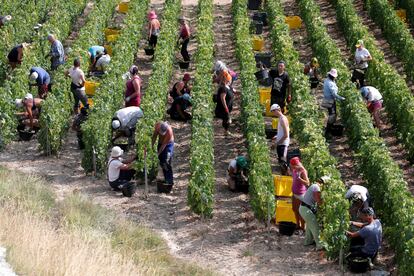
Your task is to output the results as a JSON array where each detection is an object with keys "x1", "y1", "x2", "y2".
[
  {"x1": 24, "y1": 93, "x2": 33, "y2": 100},
  {"x1": 29, "y1": 71, "x2": 38, "y2": 81},
  {"x1": 112, "y1": 120, "x2": 121, "y2": 130},
  {"x1": 270, "y1": 104, "x2": 281, "y2": 112}
]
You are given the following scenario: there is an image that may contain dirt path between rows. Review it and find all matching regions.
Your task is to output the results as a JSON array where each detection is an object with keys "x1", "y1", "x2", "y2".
[
  {"x1": 312, "y1": 0, "x2": 414, "y2": 194},
  {"x1": 0, "y1": 0, "x2": 381, "y2": 275}
]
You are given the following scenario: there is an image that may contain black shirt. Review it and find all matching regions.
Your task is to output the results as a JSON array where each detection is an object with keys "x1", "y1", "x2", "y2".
[
  {"x1": 8, "y1": 44, "x2": 22, "y2": 62},
  {"x1": 269, "y1": 70, "x2": 290, "y2": 98}
]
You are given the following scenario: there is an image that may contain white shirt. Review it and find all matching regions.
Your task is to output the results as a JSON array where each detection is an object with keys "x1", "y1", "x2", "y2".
[
  {"x1": 276, "y1": 115, "x2": 290, "y2": 146},
  {"x1": 108, "y1": 158, "x2": 123, "y2": 182},
  {"x1": 345, "y1": 185, "x2": 368, "y2": 202},
  {"x1": 114, "y1": 106, "x2": 143, "y2": 128},
  {"x1": 228, "y1": 159, "x2": 237, "y2": 171},
  {"x1": 355, "y1": 48, "x2": 371, "y2": 69},
  {"x1": 364, "y1": 86, "x2": 382, "y2": 102},
  {"x1": 68, "y1": 66, "x2": 85, "y2": 89},
  {"x1": 95, "y1": 54, "x2": 111, "y2": 68}
]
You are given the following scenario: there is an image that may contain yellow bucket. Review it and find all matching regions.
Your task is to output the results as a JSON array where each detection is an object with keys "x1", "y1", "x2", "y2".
[
  {"x1": 285, "y1": 16, "x2": 302, "y2": 29},
  {"x1": 252, "y1": 36, "x2": 264, "y2": 51},
  {"x1": 118, "y1": 2, "x2": 129, "y2": 13},
  {"x1": 273, "y1": 175, "x2": 293, "y2": 197},
  {"x1": 106, "y1": 34, "x2": 119, "y2": 43},
  {"x1": 396, "y1": 9, "x2": 407, "y2": 23},
  {"x1": 272, "y1": 115, "x2": 291, "y2": 129},
  {"x1": 104, "y1": 45, "x2": 113, "y2": 56},
  {"x1": 258, "y1": 88, "x2": 275, "y2": 117},
  {"x1": 80, "y1": 98, "x2": 94, "y2": 108},
  {"x1": 85, "y1": 81, "x2": 100, "y2": 96},
  {"x1": 275, "y1": 199, "x2": 296, "y2": 224}
]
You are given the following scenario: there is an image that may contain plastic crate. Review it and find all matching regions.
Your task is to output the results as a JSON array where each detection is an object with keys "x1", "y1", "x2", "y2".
[
  {"x1": 275, "y1": 199, "x2": 296, "y2": 223},
  {"x1": 396, "y1": 9, "x2": 407, "y2": 23},
  {"x1": 272, "y1": 115, "x2": 291, "y2": 129},
  {"x1": 118, "y1": 2, "x2": 129, "y2": 13},
  {"x1": 273, "y1": 174, "x2": 293, "y2": 197},
  {"x1": 106, "y1": 34, "x2": 119, "y2": 43},
  {"x1": 104, "y1": 28, "x2": 120, "y2": 36},
  {"x1": 252, "y1": 36, "x2": 264, "y2": 51},
  {"x1": 258, "y1": 88, "x2": 275, "y2": 117},
  {"x1": 85, "y1": 81, "x2": 100, "y2": 96},
  {"x1": 104, "y1": 44, "x2": 113, "y2": 56},
  {"x1": 285, "y1": 16, "x2": 302, "y2": 29}
]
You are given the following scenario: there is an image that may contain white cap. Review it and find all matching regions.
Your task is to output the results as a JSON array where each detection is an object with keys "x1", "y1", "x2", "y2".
[
  {"x1": 112, "y1": 120, "x2": 121, "y2": 130},
  {"x1": 24, "y1": 93, "x2": 33, "y2": 100},
  {"x1": 1, "y1": 15, "x2": 12, "y2": 24},
  {"x1": 15, "y1": 99, "x2": 23, "y2": 108},
  {"x1": 327, "y1": 68, "x2": 338, "y2": 78},
  {"x1": 29, "y1": 71, "x2": 38, "y2": 81},
  {"x1": 111, "y1": 146, "x2": 123, "y2": 158},
  {"x1": 270, "y1": 104, "x2": 281, "y2": 112}
]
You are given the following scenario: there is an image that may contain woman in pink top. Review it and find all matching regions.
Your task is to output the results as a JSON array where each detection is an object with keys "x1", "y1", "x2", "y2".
[
  {"x1": 125, "y1": 65, "x2": 141, "y2": 107},
  {"x1": 290, "y1": 157, "x2": 310, "y2": 231}
]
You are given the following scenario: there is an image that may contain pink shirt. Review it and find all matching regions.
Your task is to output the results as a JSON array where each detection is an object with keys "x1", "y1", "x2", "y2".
[{"x1": 292, "y1": 169, "x2": 308, "y2": 195}]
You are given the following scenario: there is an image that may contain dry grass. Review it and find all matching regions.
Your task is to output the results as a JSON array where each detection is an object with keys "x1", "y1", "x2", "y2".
[{"x1": 0, "y1": 167, "x2": 214, "y2": 276}]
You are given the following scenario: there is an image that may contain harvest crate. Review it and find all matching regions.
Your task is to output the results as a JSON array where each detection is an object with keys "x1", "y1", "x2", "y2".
[
  {"x1": 252, "y1": 35, "x2": 264, "y2": 51},
  {"x1": 275, "y1": 199, "x2": 296, "y2": 223},
  {"x1": 104, "y1": 28, "x2": 120, "y2": 36},
  {"x1": 274, "y1": 174, "x2": 293, "y2": 197},
  {"x1": 285, "y1": 16, "x2": 302, "y2": 29},
  {"x1": 118, "y1": 2, "x2": 129, "y2": 13},
  {"x1": 258, "y1": 87, "x2": 275, "y2": 117},
  {"x1": 106, "y1": 34, "x2": 119, "y2": 43},
  {"x1": 80, "y1": 98, "x2": 94, "y2": 108}
]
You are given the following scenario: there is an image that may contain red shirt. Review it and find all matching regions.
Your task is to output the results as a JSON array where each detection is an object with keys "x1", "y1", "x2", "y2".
[{"x1": 125, "y1": 76, "x2": 141, "y2": 107}]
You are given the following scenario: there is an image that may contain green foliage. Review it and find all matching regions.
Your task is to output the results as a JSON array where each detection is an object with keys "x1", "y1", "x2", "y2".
[
  {"x1": 327, "y1": 0, "x2": 414, "y2": 272},
  {"x1": 0, "y1": 0, "x2": 88, "y2": 147},
  {"x1": 187, "y1": 0, "x2": 215, "y2": 218},
  {"x1": 81, "y1": 0, "x2": 150, "y2": 172},
  {"x1": 299, "y1": 0, "x2": 414, "y2": 271},
  {"x1": 135, "y1": 0, "x2": 182, "y2": 173},
  {"x1": 398, "y1": 0, "x2": 414, "y2": 28},
  {"x1": 232, "y1": 0, "x2": 275, "y2": 221},
  {"x1": 265, "y1": 0, "x2": 349, "y2": 258},
  {"x1": 39, "y1": 0, "x2": 120, "y2": 155}
]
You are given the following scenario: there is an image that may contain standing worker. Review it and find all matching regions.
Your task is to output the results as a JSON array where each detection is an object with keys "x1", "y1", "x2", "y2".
[
  {"x1": 124, "y1": 65, "x2": 142, "y2": 107},
  {"x1": 7, "y1": 43, "x2": 28, "y2": 69},
  {"x1": 65, "y1": 58, "x2": 88, "y2": 113},
  {"x1": 289, "y1": 157, "x2": 310, "y2": 232},
  {"x1": 270, "y1": 104, "x2": 290, "y2": 174},
  {"x1": 304, "y1": 57, "x2": 320, "y2": 91},
  {"x1": 177, "y1": 16, "x2": 191, "y2": 62},
  {"x1": 0, "y1": 15, "x2": 12, "y2": 28},
  {"x1": 29, "y1": 66, "x2": 50, "y2": 99},
  {"x1": 214, "y1": 78, "x2": 234, "y2": 135},
  {"x1": 47, "y1": 34, "x2": 65, "y2": 70},
  {"x1": 352, "y1": 40, "x2": 372, "y2": 88},
  {"x1": 299, "y1": 179, "x2": 322, "y2": 249},
  {"x1": 147, "y1": 11, "x2": 161, "y2": 49},
  {"x1": 360, "y1": 86, "x2": 383, "y2": 130},
  {"x1": 151, "y1": 122, "x2": 175, "y2": 185},
  {"x1": 322, "y1": 69, "x2": 345, "y2": 136},
  {"x1": 269, "y1": 61, "x2": 292, "y2": 114}
]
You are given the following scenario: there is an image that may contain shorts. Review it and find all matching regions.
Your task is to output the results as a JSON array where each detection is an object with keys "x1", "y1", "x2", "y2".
[
  {"x1": 368, "y1": 100, "x2": 382, "y2": 113},
  {"x1": 276, "y1": 144, "x2": 288, "y2": 162},
  {"x1": 293, "y1": 193, "x2": 305, "y2": 201}
]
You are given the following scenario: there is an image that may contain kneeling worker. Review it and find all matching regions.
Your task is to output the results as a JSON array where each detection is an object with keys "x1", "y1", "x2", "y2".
[
  {"x1": 168, "y1": 93, "x2": 192, "y2": 121},
  {"x1": 107, "y1": 146, "x2": 136, "y2": 197},
  {"x1": 345, "y1": 184, "x2": 370, "y2": 220},
  {"x1": 111, "y1": 106, "x2": 144, "y2": 145},
  {"x1": 227, "y1": 156, "x2": 249, "y2": 192},
  {"x1": 15, "y1": 93, "x2": 43, "y2": 129}
]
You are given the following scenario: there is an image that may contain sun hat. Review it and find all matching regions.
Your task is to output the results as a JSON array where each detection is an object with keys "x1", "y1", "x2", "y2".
[
  {"x1": 327, "y1": 68, "x2": 338, "y2": 78},
  {"x1": 236, "y1": 156, "x2": 248, "y2": 169},
  {"x1": 15, "y1": 99, "x2": 23, "y2": 108},
  {"x1": 111, "y1": 146, "x2": 123, "y2": 158},
  {"x1": 29, "y1": 71, "x2": 38, "y2": 81},
  {"x1": 290, "y1": 157, "x2": 301, "y2": 166},
  {"x1": 24, "y1": 93, "x2": 33, "y2": 100},
  {"x1": 311, "y1": 57, "x2": 319, "y2": 67},
  {"x1": 112, "y1": 120, "x2": 121, "y2": 130},
  {"x1": 270, "y1": 103, "x2": 281, "y2": 112},
  {"x1": 183, "y1": 73, "x2": 191, "y2": 82},
  {"x1": 148, "y1": 11, "x2": 157, "y2": 20},
  {"x1": 160, "y1": 121, "x2": 169, "y2": 135},
  {"x1": 355, "y1": 39, "x2": 364, "y2": 48},
  {"x1": 361, "y1": 207, "x2": 375, "y2": 216}
]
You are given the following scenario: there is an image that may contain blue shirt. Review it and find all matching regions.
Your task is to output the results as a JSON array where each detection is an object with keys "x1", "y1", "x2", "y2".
[
  {"x1": 30, "y1": 67, "x2": 50, "y2": 85},
  {"x1": 358, "y1": 219, "x2": 382, "y2": 256},
  {"x1": 88, "y1": 46, "x2": 105, "y2": 58},
  {"x1": 50, "y1": 40, "x2": 65, "y2": 68},
  {"x1": 323, "y1": 78, "x2": 344, "y2": 101}
]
